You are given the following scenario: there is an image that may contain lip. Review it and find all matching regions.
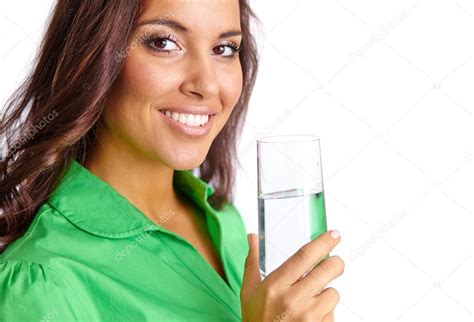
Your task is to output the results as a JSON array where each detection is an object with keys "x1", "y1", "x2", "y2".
[
  {"x1": 156, "y1": 109, "x2": 215, "y2": 139},
  {"x1": 158, "y1": 105, "x2": 218, "y2": 115}
]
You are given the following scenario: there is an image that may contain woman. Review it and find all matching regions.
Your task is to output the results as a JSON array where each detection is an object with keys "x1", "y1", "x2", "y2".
[{"x1": 0, "y1": 0, "x2": 344, "y2": 321}]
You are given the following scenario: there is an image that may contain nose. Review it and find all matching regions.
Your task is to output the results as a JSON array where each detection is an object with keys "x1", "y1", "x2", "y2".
[{"x1": 180, "y1": 52, "x2": 220, "y2": 100}]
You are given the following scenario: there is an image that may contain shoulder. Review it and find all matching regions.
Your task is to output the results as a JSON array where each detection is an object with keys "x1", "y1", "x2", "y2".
[
  {"x1": 0, "y1": 202, "x2": 77, "y2": 264},
  {"x1": 0, "y1": 203, "x2": 90, "y2": 320},
  {"x1": 227, "y1": 202, "x2": 248, "y2": 239},
  {"x1": 219, "y1": 201, "x2": 248, "y2": 237},
  {"x1": 0, "y1": 259, "x2": 87, "y2": 321},
  {"x1": 219, "y1": 201, "x2": 249, "y2": 256}
]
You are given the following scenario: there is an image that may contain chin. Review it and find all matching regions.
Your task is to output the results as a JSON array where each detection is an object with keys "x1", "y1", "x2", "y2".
[
  {"x1": 165, "y1": 151, "x2": 208, "y2": 171},
  {"x1": 172, "y1": 162, "x2": 203, "y2": 171}
]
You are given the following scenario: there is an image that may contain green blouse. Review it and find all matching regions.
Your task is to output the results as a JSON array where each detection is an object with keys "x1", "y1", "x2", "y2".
[{"x1": 0, "y1": 160, "x2": 249, "y2": 321}]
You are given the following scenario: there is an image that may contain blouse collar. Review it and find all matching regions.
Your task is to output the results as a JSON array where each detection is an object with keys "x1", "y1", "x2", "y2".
[{"x1": 47, "y1": 159, "x2": 215, "y2": 238}]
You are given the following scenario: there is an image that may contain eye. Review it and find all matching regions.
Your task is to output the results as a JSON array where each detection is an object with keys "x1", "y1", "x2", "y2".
[
  {"x1": 152, "y1": 38, "x2": 180, "y2": 51},
  {"x1": 143, "y1": 33, "x2": 181, "y2": 54},
  {"x1": 140, "y1": 32, "x2": 241, "y2": 58},
  {"x1": 213, "y1": 43, "x2": 241, "y2": 58}
]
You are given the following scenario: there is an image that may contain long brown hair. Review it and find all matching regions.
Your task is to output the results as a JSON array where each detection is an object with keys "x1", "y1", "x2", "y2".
[{"x1": 0, "y1": 0, "x2": 260, "y2": 253}]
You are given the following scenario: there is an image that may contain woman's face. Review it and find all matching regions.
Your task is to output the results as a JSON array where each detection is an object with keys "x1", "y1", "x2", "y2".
[{"x1": 102, "y1": 0, "x2": 243, "y2": 170}]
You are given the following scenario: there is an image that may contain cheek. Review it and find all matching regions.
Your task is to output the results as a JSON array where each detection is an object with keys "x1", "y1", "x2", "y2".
[
  {"x1": 100, "y1": 55, "x2": 181, "y2": 156},
  {"x1": 119, "y1": 54, "x2": 182, "y2": 102},
  {"x1": 108, "y1": 53, "x2": 183, "y2": 137},
  {"x1": 219, "y1": 64, "x2": 244, "y2": 116}
]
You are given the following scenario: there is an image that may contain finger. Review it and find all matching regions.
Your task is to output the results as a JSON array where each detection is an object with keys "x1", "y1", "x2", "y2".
[
  {"x1": 322, "y1": 311, "x2": 334, "y2": 322},
  {"x1": 312, "y1": 287, "x2": 340, "y2": 319},
  {"x1": 270, "y1": 230, "x2": 341, "y2": 285},
  {"x1": 292, "y1": 255, "x2": 345, "y2": 299}
]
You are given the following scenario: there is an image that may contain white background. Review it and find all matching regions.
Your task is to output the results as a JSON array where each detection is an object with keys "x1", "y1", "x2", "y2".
[{"x1": 1, "y1": 1, "x2": 473, "y2": 321}]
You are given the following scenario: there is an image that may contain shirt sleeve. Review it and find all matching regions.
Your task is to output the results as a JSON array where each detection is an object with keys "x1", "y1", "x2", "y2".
[{"x1": 0, "y1": 260, "x2": 88, "y2": 322}]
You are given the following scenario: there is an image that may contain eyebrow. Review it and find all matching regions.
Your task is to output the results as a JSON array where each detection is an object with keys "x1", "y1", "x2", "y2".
[{"x1": 137, "y1": 18, "x2": 242, "y2": 39}]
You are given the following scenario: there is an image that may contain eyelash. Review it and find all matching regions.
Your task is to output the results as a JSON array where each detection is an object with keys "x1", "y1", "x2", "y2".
[{"x1": 141, "y1": 33, "x2": 241, "y2": 59}]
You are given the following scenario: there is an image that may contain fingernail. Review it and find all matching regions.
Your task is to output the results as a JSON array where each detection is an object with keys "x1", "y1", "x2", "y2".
[{"x1": 330, "y1": 230, "x2": 340, "y2": 239}]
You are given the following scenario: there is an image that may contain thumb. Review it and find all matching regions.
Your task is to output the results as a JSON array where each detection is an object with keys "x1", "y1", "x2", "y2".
[{"x1": 241, "y1": 233, "x2": 262, "y2": 302}]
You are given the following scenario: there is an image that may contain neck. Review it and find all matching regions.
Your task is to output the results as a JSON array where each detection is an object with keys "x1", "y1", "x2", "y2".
[{"x1": 83, "y1": 124, "x2": 185, "y2": 223}]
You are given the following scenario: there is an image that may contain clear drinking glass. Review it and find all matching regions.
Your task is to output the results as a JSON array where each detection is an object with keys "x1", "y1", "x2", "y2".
[{"x1": 257, "y1": 134, "x2": 328, "y2": 279}]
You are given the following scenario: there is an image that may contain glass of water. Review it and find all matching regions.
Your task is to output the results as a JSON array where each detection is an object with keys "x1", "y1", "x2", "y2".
[{"x1": 257, "y1": 134, "x2": 328, "y2": 279}]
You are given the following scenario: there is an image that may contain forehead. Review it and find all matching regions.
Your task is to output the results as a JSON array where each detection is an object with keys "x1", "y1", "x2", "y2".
[{"x1": 139, "y1": 0, "x2": 241, "y2": 34}]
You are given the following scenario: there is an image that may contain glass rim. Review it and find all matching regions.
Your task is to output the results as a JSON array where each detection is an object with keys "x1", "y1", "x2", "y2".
[{"x1": 257, "y1": 134, "x2": 320, "y2": 144}]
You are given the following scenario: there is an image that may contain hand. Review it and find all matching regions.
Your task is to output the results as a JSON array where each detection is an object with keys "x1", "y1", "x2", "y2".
[{"x1": 240, "y1": 230, "x2": 344, "y2": 322}]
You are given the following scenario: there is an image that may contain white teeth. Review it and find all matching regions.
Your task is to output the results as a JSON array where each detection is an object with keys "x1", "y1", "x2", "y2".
[
  {"x1": 185, "y1": 114, "x2": 195, "y2": 126},
  {"x1": 178, "y1": 113, "x2": 186, "y2": 124},
  {"x1": 171, "y1": 112, "x2": 179, "y2": 121},
  {"x1": 161, "y1": 109, "x2": 211, "y2": 127},
  {"x1": 194, "y1": 114, "x2": 202, "y2": 126}
]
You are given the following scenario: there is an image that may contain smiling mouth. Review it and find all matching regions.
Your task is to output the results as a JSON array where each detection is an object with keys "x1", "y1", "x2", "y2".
[{"x1": 158, "y1": 109, "x2": 216, "y2": 127}]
